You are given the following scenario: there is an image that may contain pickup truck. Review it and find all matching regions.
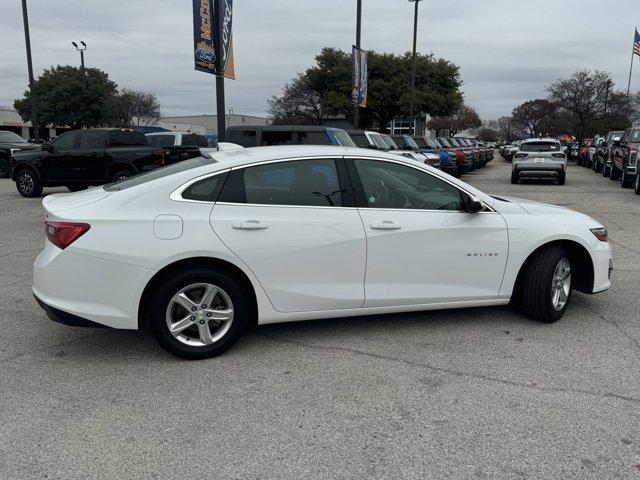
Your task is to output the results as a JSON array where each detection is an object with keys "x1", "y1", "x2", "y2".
[
  {"x1": 0, "y1": 130, "x2": 41, "y2": 178},
  {"x1": 10, "y1": 128, "x2": 201, "y2": 197}
]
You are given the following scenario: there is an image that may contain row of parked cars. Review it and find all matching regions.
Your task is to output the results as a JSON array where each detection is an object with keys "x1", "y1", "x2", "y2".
[
  {"x1": 576, "y1": 128, "x2": 640, "y2": 192},
  {"x1": 2, "y1": 125, "x2": 494, "y2": 197}
]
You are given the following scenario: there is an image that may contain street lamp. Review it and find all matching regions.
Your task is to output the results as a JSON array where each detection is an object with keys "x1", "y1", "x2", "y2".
[
  {"x1": 408, "y1": 0, "x2": 422, "y2": 135},
  {"x1": 71, "y1": 41, "x2": 87, "y2": 70},
  {"x1": 21, "y1": 0, "x2": 39, "y2": 141}
]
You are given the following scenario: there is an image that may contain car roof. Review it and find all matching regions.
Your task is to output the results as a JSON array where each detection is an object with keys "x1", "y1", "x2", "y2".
[
  {"x1": 146, "y1": 131, "x2": 201, "y2": 136},
  {"x1": 227, "y1": 125, "x2": 344, "y2": 132},
  {"x1": 521, "y1": 138, "x2": 560, "y2": 143}
]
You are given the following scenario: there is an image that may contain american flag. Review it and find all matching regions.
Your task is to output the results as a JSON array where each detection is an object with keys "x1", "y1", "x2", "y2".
[{"x1": 635, "y1": 29, "x2": 640, "y2": 57}]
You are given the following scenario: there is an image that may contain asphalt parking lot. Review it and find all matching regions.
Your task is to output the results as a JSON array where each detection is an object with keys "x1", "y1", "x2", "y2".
[{"x1": 1, "y1": 153, "x2": 639, "y2": 480}]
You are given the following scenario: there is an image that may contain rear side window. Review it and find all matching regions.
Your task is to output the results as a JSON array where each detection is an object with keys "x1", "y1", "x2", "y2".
[
  {"x1": 147, "y1": 135, "x2": 175, "y2": 147},
  {"x1": 79, "y1": 131, "x2": 105, "y2": 149},
  {"x1": 261, "y1": 130, "x2": 293, "y2": 146},
  {"x1": 228, "y1": 130, "x2": 256, "y2": 147},
  {"x1": 295, "y1": 131, "x2": 331, "y2": 145},
  {"x1": 243, "y1": 159, "x2": 342, "y2": 207},
  {"x1": 182, "y1": 134, "x2": 200, "y2": 146},
  {"x1": 182, "y1": 171, "x2": 228, "y2": 202}
]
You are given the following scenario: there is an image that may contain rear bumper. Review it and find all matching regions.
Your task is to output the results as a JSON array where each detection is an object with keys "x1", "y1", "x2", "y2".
[
  {"x1": 35, "y1": 294, "x2": 109, "y2": 328},
  {"x1": 515, "y1": 168, "x2": 562, "y2": 179}
]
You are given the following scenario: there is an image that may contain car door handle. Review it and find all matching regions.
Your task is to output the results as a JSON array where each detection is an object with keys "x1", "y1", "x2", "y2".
[
  {"x1": 370, "y1": 221, "x2": 401, "y2": 230},
  {"x1": 232, "y1": 220, "x2": 269, "y2": 230}
]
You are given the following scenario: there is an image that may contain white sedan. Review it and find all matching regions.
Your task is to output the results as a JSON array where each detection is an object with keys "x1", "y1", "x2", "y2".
[{"x1": 34, "y1": 146, "x2": 612, "y2": 359}]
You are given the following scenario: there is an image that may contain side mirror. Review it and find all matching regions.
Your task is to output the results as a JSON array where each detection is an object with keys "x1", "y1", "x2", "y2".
[{"x1": 465, "y1": 195, "x2": 484, "y2": 213}]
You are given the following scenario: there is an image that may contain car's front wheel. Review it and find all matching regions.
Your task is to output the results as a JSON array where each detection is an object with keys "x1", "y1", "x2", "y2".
[
  {"x1": 621, "y1": 166, "x2": 633, "y2": 188},
  {"x1": 520, "y1": 246, "x2": 572, "y2": 322},
  {"x1": 634, "y1": 172, "x2": 640, "y2": 195},
  {"x1": 510, "y1": 171, "x2": 518, "y2": 184},
  {"x1": 0, "y1": 158, "x2": 10, "y2": 178},
  {"x1": 15, "y1": 168, "x2": 43, "y2": 197},
  {"x1": 149, "y1": 267, "x2": 251, "y2": 359}
]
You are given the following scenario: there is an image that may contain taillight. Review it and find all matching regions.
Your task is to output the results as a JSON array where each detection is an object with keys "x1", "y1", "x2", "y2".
[
  {"x1": 515, "y1": 153, "x2": 527, "y2": 158},
  {"x1": 45, "y1": 222, "x2": 90, "y2": 250},
  {"x1": 552, "y1": 153, "x2": 566, "y2": 158},
  {"x1": 154, "y1": 149, "x2": 166, "y2": 167}
]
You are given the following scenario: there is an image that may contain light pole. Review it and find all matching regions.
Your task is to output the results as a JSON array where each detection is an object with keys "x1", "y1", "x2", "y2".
[
  {"x1": 71, "y1": 41, "x2": 86, "y2": 70},
  {"x1": 353, "y1": 0, "x2": 362, "y2": 129},
  {"x1": 21, "y1": 0, "x2": 39, "y2": 141},
  {"x1": 408, "y1": 0, "x2": 422, "y2": 135}
]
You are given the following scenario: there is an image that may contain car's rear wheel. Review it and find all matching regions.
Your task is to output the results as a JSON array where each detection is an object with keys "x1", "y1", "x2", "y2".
[
  {"x1": 520, "y1": 246, "x2": 572, "y2": 322},
  {"x1": 610, "y1": 164, "x2": 619, "y2": 181},
  {"x1": 603, "y1": 164, "x2": 610, "y2": 177},
  {"x1": 149, "y1": 267, "x2": 250, "y2": 359},
  {"x1": 557, "y1": 172, "x2": 566, "y2": 185},
  {"x1": 576, "y1": 157, "x2": 582, "y2": 166},
  {"x1": 66, "y1": 183, "x2": 89, "y2": 192},
  {"x1": 111, "y1": 170, "x2": 133, "y2": 183},
  {"x1": 15, "y1": 168, "x2": 42, "y2": 197},
  {"x1": 0, "y1": 158, "x2": 10, "y2": 178}
]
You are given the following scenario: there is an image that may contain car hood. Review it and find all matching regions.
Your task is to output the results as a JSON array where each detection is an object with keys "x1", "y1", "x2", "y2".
[
  {"x1": 42, "y1": 187, "x2": 112, "y2": 214},
  {"x1": 4, "y1": 142, "x2": 41, "y2": 152},
  {"x1": 497, "y1": 196, "x2": 592, "y2": 220}
]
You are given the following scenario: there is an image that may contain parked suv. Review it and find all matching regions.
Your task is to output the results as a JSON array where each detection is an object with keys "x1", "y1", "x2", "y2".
[
  {"x1": 10, "y1": 128, "x2": 201, "y2": 197},
  {"x1": 226, "y1": 125, "x2": 356, "y2": 148},
  {"x1": 611, "y1": 127, "x2": 640, "y2": 187},
  {"x1": 511, "y1": 138, "x2": 567, "y2": 185}
]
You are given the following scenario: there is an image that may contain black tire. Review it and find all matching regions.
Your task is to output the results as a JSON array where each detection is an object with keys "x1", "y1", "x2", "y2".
[
  {"x1": 603, "y1": 164, "x2": 610, "y2": 177},
  {"x1": 520, "y1": 246, "x2": 572, "y2": 322},
  {"x1": 610, "y1": 164, "x2": 619, "y2": 181},
  {"x1": 557, "y1": 172, "x2": 566, "y2": 185},
  {"x1": 66, "y1": 183, "x2": 89, "y2": 192},
  {"x1": 635, "y1": 172, "x2": 640, "y2": 195},
  {"x1": 0, "y1": 158, "x2": 9, "y2": 178},
  {"x1": 149, "y1": 267, "x2": 251, "y2": 359},
  {"x1": 15, "y1": 168, "x2": 43, "y2": 197},
  {"x1": 621, "y1": 166, "x2": 633, "y2": 188},
  {"x1": 576, "y1": 157, "x2": 582, "y2": 167},
  {"x1": 111, "y1": 170, "x2": 133, "y2": 183},
  {"x1": 511, "y1": 171, "x2": 518, "y2": 184},
  {"x1": 594, "y1": 160, "x2": 603, "y2": 173}
]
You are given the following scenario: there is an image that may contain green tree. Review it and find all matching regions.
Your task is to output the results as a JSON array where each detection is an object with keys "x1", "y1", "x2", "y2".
[
  {"x1": 476, "y1": 128, "x2": 499, "y2": 142},
  {"x1": 14, "y1": 65, "x2": 118, "y2": 129}
]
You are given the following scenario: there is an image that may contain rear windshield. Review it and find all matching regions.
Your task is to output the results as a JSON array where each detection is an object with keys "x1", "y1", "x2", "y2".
[
  {"x1": 520, "y1": 142, "x2": 561, "y2": 152},
  {"x1": 104, "y1": 157, "x2": 213, "y2": 191}
]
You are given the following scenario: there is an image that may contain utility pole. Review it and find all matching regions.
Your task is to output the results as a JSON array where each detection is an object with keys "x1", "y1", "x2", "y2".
[
  {"x1": 213, "y1": 0, "x2": 226, "y2": 141},
  {"x1": 408, "y1": 0, "x2": 422, "y2": 135},
  {"x1": 353, "y1": 0, "x2": 362, "y2": 129},
  {"x1": 21, "y1": 0, "x2": 39, "y2": 141}
]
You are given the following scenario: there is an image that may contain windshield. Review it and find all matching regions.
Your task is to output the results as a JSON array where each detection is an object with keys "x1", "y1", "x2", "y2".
[
  {"x1": 403, "y1": 136, "x2": 420, "y2": 149},
  {"x1": 520, "y1": 141, "x2": 561, "y2": 152},
  {"x1": 413, "y1": 137, "x2": 428, "y2": 148},
  {"x1": 437, "y1": 138, "x2": 452, "y2": 148},
  {"x1": 331, "y1": 130, "x2": 356, "y2": 147},
  {"x1": 369, "y1": 133, "x2": 388, "y2": 149},
  {"x1": 381, "y1": 135, "x2": 399, "y2": 149},
  {"x1": 104, "y1": 156, "x2": 213, "y2": 191},
  {"x1": 0, "y1": 131, "x2": 27, "y2": 143}
]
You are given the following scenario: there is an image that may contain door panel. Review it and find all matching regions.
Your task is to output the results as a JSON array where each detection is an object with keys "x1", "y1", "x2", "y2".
[
  {"x1": 358, "y1": 209, "x2": 508, "y2": 306},
  {"x1": 210, "y1": 204, "x2": 366, "y2": 312}
]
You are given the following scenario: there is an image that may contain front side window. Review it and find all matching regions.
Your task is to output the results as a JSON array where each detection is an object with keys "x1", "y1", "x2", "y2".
[
  {"x1": 51, "y1": 131, "x2": 80, "y2": 152},
  {"x1": 353, "y1": 159, "x2": 464, "y2": 211},
  {"x1": 243, "y1": 159, "x2": 342, "y2": 207}
]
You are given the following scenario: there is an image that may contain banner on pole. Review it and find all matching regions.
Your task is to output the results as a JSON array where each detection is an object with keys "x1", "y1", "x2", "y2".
[
  {"x1": 352, "y1": 45, "x2": 367, "y2": 107},
  {"x1": 192, "y1": 0, "x2": 235, "y2": 79}
]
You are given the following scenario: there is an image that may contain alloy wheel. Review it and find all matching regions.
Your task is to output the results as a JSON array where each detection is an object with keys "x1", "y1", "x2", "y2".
[
  {"x1": 17, "y1": 172, "x2": 34, "y2": 195},
  {"x1": 551, "y1": 258, "x2": 571, "y2": 311},
  {"x1": 165, "y1": 283, "x2": 234, "y2": 347}
]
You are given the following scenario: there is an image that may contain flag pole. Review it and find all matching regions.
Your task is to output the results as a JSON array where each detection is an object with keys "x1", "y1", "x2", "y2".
[{"x1": 627, "y1": 26, "x2": 636, "y2": 102}]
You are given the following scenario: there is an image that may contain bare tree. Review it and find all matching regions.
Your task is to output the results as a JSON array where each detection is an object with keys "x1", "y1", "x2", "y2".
[
  {"x1": 427, "y1": 104, "x2": 481, "y2": 136},
  {"x1": 497, "y1": 116, "x2": 522, "y2": 143},
  {"x1": 511, "y1": 99, "x2": 557, "y2": 137},
  {"x1": 267, "y1": 73, "x2": 327, "y2": 125},
  {"x1": 115, "y1": 88, "x2": 161, "y2": 128}
]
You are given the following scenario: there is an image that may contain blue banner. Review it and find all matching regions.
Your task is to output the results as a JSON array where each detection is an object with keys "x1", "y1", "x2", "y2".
[
  {"x1": 352, "y1": 46, "x2": 367, "y2": 107},
  {"x1": 192, "y1": 0, "x2": 234, "y2": 78}
]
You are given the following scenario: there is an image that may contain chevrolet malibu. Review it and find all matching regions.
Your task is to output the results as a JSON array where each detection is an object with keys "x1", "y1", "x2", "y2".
[{"x1": 33, "y1": 146, "x2": 612, "y2": 359}]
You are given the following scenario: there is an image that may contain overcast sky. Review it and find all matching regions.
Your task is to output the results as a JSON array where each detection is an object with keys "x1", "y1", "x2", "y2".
[{"x1": 1, "y1": 0, "x2": 638, "y2": 120}]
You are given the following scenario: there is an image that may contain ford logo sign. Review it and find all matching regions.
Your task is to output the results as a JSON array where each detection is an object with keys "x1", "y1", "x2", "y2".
[{"x1": 195, "y1": 48, "x2": 215, "y2": 63}]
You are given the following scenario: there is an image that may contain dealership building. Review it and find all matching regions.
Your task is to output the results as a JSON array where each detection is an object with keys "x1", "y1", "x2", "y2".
[{"x1": 0, "y1": 107, "x2": 67, "y2": 140}]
